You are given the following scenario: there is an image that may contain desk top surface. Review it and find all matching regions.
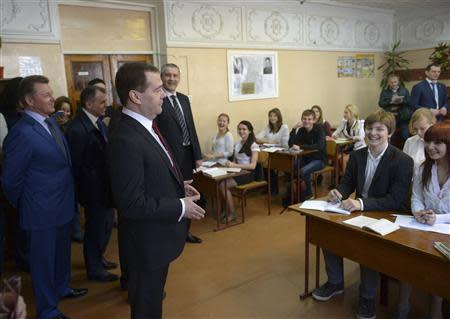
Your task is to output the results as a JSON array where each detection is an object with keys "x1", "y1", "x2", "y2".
[
  {"x1": 288, "y1": 205, "x2": 449, "y2": 261},
  {"x1": 194, "y1": 169, "x2": 250, "y2": 181}
]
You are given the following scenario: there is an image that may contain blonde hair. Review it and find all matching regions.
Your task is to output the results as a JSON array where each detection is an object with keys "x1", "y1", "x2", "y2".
[
  {"x1": 408, "y1": 108, "x2": 436, "y2": 135},
  {"x1": 345, "y1": 104, "x2": 359, "y2": 120}
]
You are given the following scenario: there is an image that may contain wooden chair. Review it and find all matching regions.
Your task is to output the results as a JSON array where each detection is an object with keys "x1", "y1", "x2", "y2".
[
  {"x1": 312, "y1": 140, "x2": 338, "y2": 198},
  {"x1": 232, "y1": 180, "x2": 269, "y2": 222}
]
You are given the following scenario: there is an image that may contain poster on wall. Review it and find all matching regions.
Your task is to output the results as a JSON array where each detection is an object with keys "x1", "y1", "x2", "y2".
[
  {"x1": 19, "y1": 56, "x2": 43, "y2": 77},
  {"x1": 337, "y1": 56, "x2": 355, "y2": 78},
  {"x1": 227, "y1": 50, "x2": 278, "y2": 102},
  {"x1": 355, "y1": 54, "x2": 375, "y2": 78}
]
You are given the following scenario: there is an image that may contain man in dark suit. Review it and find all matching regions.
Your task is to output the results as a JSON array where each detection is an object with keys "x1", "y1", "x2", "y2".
[
  {"x1": 157, "y1": 63, "x2": 203, "y2": 244},
  {"x1": 1, "y1": 75, "x2": 87, "y2": 319},
  {"x1": 410, "y1": 63, "x2": 448, "y2": 121},
  {"x1": 108, "y1": 62, "x2": 205, "y2": 318},
  {"x1": 311, "y1": 110, "x2": 413, "y2": 319},
  {"x1": 65, "y1": 86, "x2": 118, "y2": 282}
]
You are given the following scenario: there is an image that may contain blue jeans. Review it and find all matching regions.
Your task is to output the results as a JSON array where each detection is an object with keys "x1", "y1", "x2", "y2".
[
  {"x1": 323, "y1": 249, "x2": 379, "y2": 299},
  {"x1": 298, "y1": 157, "x2": 325, "y2": 197}
]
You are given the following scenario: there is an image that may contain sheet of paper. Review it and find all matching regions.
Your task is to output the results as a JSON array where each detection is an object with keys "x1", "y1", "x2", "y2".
[
  {"x1": 343, "y1": 215, "x2": 378, "y2": 228},
  {"x1": 202, "y1": 161, "x2": 217, "y2": 167},
  {"x1": 262, "y1": 147, "x2": 284, "y2": 153},
  {"x1": 394, "y1": 215, "x2": 450, "y2": 235}
]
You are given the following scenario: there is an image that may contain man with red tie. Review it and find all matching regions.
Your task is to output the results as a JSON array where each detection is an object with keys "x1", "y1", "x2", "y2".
[{"x1": 108, "y1": 62, "x2": 205, "y2": 318}]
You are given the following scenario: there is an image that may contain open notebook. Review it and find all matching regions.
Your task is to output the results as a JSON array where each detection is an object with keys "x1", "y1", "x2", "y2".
[
  {"x1": 300, "y1": 200, "x2": 350, "y2": 215},
  {"x1": 344, "y1": 215, "x2": 400, "y2": 236}
]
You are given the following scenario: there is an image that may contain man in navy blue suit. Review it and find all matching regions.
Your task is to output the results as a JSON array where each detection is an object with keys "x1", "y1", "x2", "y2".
[
  {"x1": 410, "y1": 63, "x2": 448, "y2": 121},
  {"x1": 65, "y1": 86, "x2": 118, "y2": 282},
  {"x1": 1, "y1": 75, "x2": 87, "y2": 319}
]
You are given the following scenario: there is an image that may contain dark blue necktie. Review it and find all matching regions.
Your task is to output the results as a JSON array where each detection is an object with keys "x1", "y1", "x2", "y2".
[
  {"x1": 45, "y1": 117, "x2": 67, "y2": 158},
  {"x1": 96, "y1": 118, "x2": 108, "y2": 142}
]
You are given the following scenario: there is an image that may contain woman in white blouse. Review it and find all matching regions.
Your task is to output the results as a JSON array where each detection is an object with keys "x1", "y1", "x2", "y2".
[
  {"x1": 394, "y1": 121, "x2": 450, "y2": 319},
  {"x1": 332, "y1": 104, "x2": 366, "y2": 172},
  {"x1": 219, "y1": 121, "x2": 259, "y2": 222},
  {"x1": 403, "y1": 108, "x2": 435, "y2": 168},
  {"x1": 205, "y1": 113, "x2": 234, "y2": 165},
  {"x1": 256, "y1": 108, "x2": 289, "y2": 148}
]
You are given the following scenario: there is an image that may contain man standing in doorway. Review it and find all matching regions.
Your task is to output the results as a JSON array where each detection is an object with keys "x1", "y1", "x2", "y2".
[
  {"x1": 410, "y1": 63, "x2": 448, "y2": 121},
  {"x1": 157, "y1": 63, "x2": 203, "y2": 244}
]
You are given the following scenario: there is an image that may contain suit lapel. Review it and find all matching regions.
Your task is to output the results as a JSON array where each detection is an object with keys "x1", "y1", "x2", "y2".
[
  {"x1": 123, "y1": 115, "x2": 184, "y2": 188},
  {"x1": 357, "y1": 148, "x2": 368, "y2": 192}
]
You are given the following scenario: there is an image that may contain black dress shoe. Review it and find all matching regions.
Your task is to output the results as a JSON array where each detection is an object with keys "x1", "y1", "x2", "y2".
[
  {"x1": 88, "y1": 271, "x2": 119, "y2": 282},
  {"x1": 102, "y1": 257, "x2": 118, "y2": 270},
  {"x1": 186, "y1": 233, "x2": 202, "y2": 244},
  {"x1": 51, "y1": 313, "x2": 70, "y2": 319},
  {"x1": 62, "y1": 288, "x2": 88, "y2": 299}
]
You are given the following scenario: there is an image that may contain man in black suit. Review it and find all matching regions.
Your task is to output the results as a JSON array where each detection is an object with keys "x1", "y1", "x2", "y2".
[
  {"x1": 311, "y1": 110, "x2": 413, "y2": 319},
  {"x1": 157, "y1": 63, "x2": 203, "y2": 244},
  {"x1": 65, "y1": 86, "x2": 118, "y2": 282},
  {"x1": 108, "y1": 62, "x2": 205, "y2": 318}
]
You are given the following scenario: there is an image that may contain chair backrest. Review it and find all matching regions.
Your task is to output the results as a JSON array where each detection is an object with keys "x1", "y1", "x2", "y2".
[{"x1": 325, "y1": 140, "x2": 338, "y2": 165}]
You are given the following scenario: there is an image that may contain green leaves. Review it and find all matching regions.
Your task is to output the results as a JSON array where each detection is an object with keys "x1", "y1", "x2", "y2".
[
  {"x1": 429, "y1": 42, "x2": 450, "y2": 71},
  {"x1": 378, "y1": 41, "x2": 409, "y2": 88}
]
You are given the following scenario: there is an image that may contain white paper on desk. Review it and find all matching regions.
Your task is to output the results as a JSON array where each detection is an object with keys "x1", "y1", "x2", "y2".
[
  {"x1": 226, "y1": 167, "x2": 241, "y2": 173},
  {"x1": 262, "y1": 147, "x2": 284, "y2": 153},
  {"x1": 202, "y1": 161, "x2": 217, "y2": 167},
  {"x1": 300, "y1": 200, "x2": 351, "y2": 215},
  {"x1": 263, "y1": 143, "x2": 278, "y2": 147},
  {"x1": 394, "y1": 215, "x2": 450, "y2": 235},
  {"x1": 202, "y1": 167, "x2": 228, "y2": 177}
]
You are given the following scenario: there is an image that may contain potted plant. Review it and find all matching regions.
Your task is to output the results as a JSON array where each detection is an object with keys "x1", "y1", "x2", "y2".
[
  {"x1": 378, "y1": 41, "x2": 409, "y2": 88},
  {"x1": 429, "y1": 42, "x2": 450, "y2": 72}
]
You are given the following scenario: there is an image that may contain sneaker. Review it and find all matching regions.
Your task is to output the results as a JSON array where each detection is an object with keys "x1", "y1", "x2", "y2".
[
  {"x1": 312, "y1": 282, "x2": 344, "y2": 301},
  {"x1": 356, "y1": 297, "x2": 376, "y2": 319}
]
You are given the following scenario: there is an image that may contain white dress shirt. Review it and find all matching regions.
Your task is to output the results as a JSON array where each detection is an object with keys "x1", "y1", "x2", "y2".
[
  {"x1": 411, "y1": 163, "x2": 450, "y2": 224},
  {"x1": 122, "y1": 107, "x2": 185, "y2": 220},
  {"x1": 332, "y1": 119, "x2": 366, "y2": 150},
  {"x1": 234, "y1": 142, "x2": 260, "y2": 165},
  {"x1": 358, "y1": 143, "x2": 389, "y2": 210},
  {"x1": 82, "y1": 108, "x2": 99, "y2": 130},
  {"x1": 256, "y1": 124, "x2": 289, "y2": 148},
  {"x1": 403, "y1": 134, "x2": 425, "y2": 168},
  {"x1": 211, "y1": 131, "x2": 234, "y2": 165}
]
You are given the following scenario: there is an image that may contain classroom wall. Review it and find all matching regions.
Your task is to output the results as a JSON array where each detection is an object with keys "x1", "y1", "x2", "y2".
[{"x1": 166, "y1": 47, "x2": 384, "y2": 153}]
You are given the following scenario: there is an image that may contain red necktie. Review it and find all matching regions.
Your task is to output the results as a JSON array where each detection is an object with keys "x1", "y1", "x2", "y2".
[{"x1": 152, "y1": 120, "x2": 184, "y2": 183}]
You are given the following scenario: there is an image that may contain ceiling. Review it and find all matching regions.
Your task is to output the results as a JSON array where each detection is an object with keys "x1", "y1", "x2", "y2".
[{"x1": 325, "y1": 0, "x2": 449, "y2": 11}]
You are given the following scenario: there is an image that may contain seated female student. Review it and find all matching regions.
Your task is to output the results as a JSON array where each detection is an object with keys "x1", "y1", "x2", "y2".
[
  {"x1": 313, "y1": 110, "x2": 414, "y2": 319},
  {"x1": 394, "y1": 121, "x2": 450, "y2": 319},
  {"x1": 332, "y1": 104, "x2": 366, "y2": 172},
  {"x1": 256, "y1": 107, "x2": 289, "y2": 148},
  {"x1": 256, "y1": 107, "x2": 289, "y2": 194},
  {"x1": 311, "y1": 105, "x2": 332, "y2": 137},
  {"x1": 285, "y1": 109, "x2": 326, "y2": 204},
  {"x1": 204, "y1": 113, "x2": 234, "y2": 165},
  {"x1": 403, "y1": 108, "x2": 436, "y2": 168},
  {"x1": 219, "y1": 121, "x2": 259, "y2": 222}
]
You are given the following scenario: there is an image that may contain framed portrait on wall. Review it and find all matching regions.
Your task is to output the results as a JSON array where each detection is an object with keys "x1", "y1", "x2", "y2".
[{"x1": 227, "y1": 50, "x2": 278, "y2": 102}]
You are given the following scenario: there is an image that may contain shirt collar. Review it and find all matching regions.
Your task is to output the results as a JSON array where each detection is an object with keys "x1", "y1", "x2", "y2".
[
  {"x1": 122, "y1": 107, "x2": 153, "y2": 128},
  {"x1": 368, "y1": 143, "x2": 389, "y2": 161},
  {"x1": 426, "y1": 78, "x2": 437, "y2": 85},
  {"x1": 163, "y1": 88, "x2": 177, "y2": 98},
  {"x1": 24, "y1": 109, "x2": 48, "y2": 124},
  {"x1": 82, "y1": 108, "x2": 99, "y2": 127}
]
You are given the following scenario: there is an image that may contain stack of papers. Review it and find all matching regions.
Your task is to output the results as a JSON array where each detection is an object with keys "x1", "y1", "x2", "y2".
[
  {"x1": 300, "y1": 200, "x2": 350, "y2": 215},
  {"x1": 344, "y1": 215, "x2": 400, "y2": 236},
  {"x1": 202, "y1": 167, "x2": 228, "y2": 177},
  {"x1": 262, "y1": 147, "x2": 284, "y2": 153},
  {"x1": 394, "y1": 215, "x2": 450, "y2": 235},
  {"x1": 201, "y1": 161, "x2": 216, "y2": 167},
  {"x1": 225, "y1": 167, "x2": 241, "y2": 173}
]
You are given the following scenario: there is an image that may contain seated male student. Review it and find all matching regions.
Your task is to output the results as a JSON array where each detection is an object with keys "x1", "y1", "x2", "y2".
[
  {"x1": 312, "y1": 109, "x2": 414, "y2": 319},
  {"x1": 284, "y1": 109, "x2": 326, "y2": 205}
]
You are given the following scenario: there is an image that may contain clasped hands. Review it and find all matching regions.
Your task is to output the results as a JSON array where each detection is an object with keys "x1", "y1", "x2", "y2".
[
  {"x1": 182, "y1": 180, "x2": 205, "y2": 220},
  {"x1": 328, "y1": 189, "x2": 361, "y2": 212}
]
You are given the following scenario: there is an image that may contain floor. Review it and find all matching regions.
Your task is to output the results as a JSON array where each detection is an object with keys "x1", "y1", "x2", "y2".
[{"x1": 5, "y1": 180, "x2": 444, "y2": 318}]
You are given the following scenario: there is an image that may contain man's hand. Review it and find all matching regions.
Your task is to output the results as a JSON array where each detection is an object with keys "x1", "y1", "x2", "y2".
[
  {"x1": 182, "y1": 197, "x2": 205, "y2": 220},
  {"x1": 328, "y1": 189, "x2": 342, "y2": 204},
  {"x1": 439, "y1": 107, "x2": 447, "y2": 116},
  {"x1": 184, "y1": 183, "x2": 200, "y2": 201},
  {"x1": 195, "y1": 160, "x2": 203, "y2": 168},
  {"x1": 293, "y1": 121, "x2": 303, "y2": 129},
  {"x1": 430, "y1": 108, "x2": 440, "y2": 116},
  {"x1": 290, "y1": 144, "x2": 300, "y2": 151},
  {"x1": 341, "y1": 198, "x2": 361, "y2": 212}
]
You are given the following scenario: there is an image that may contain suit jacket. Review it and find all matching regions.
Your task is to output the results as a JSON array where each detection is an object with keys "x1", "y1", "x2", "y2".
[
  {"x1": 65, "y1": 109, "x2": 112, "y2": 208},
  {"x1": 1, "y1": 114, "x2": 75, "y2": 230},
  {"x1": 410, "y1": 80, "x2": 448, "y2": 110},
  {"x1": 337, "y1": 145, "x2": 413, "y2": 211},
  {"x1": 156, "y1": 92, "x2": 202, "y2": 172},
  {"x1": 107, "y1": 113, "x2": 187, "y2": 270}
]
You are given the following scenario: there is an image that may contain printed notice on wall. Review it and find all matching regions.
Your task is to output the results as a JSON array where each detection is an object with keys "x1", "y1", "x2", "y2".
[
  {"x1": 227, "y1": 50, "x2": 278, "y2": 101},
  {"x1": 19, "y1": 56, "x2": 43, "y2": 77},
  {"x1": 355, "y1": 54, "x2": 375, "y2": 78},
  {"x1": 337, "y1": 56, "x2": 355, "y2": 78}
]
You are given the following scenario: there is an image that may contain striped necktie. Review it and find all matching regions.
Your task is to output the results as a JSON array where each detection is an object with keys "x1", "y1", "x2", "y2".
[{"x1": 170, "y1": 95, "x2": 190, "y2": 145}]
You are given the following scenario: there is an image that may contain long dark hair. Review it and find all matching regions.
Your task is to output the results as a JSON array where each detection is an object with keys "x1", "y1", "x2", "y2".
[
  {"x1": 311, "y1": 105, "x2": 323, "y2": 124},
  {"x1": 421, "y1": 121, "x2": 450, "y2": 189},
  {"x1": 0, "y1": 77, "x2": 23, "y2": 129},
  {"x1": 268, "y1": 107, "x2": 283, "y2": 133},
  {"x1": 238, "y1": 120, "x2": 256, "y2": 157}
]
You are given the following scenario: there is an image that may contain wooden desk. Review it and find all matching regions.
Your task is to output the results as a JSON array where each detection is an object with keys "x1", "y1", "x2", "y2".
[
  {"x1": 193, "y1": 169, "x2": 250, "y2": 231},
  {"x1": 266, "y1": 149, "x2": 318, "y2": 214},
  {"x1": 288, "y1": 206, "x2": 450, "y2": 300}
]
